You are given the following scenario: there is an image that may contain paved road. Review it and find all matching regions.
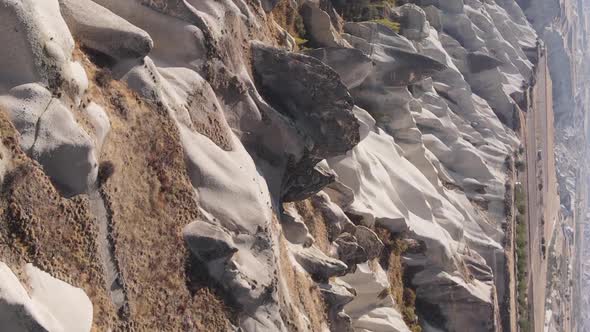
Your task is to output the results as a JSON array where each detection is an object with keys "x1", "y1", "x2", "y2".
[{"x1": 524, "y1": 48, "x2": 560, "y2": 332}]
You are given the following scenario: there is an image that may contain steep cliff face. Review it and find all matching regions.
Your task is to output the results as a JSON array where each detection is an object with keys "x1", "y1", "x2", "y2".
[{"x1": 0, "y1": 0, "x2": 539, "y2": 331}]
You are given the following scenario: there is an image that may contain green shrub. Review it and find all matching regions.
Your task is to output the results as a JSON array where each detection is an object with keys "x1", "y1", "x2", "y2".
[
  {"x1": 375, "y1": 228, "x2": 421, "y2": 332},
  {"x1": 294, "y1": 37, "x2": 308, "y2": 48},
  {"x1": 336, "y1": 0, "x2": 398, "y2": 22},
  {"x1": 97, "y1": 160, "x2": 115, "y2": 186},
  {"x1": 514, "y1": 181, "x2": 529, "y2": 331},
  {"x1": 370, "y1": 18, "x2": 400, "y2": 32},
  {"x1": 515, "y1": 184, "x2": 526, "y2": 214},
  {"x1": 294, "y1": 13, "x2": 306, "y2": 38},
  {"x1": 401, "y1": 288, "x2": 421, "y2": 332}
]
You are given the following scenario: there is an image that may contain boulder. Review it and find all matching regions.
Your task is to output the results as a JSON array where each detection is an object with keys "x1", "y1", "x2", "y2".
[
  {"x1": 58, "y1": 0, "x2": 153, "y2": 60},
  {"x1": 335, "y1": 233, "x2": 368, "y2": 267},
  {"x1": 293, "y1": 246, "x2": 348, "y2": 281},
  {"x1": 281, "y1": 204, "x2": 314, "y2": 247},
  {"x1": 282, "y1": 160, "x2": 336, "y2": 202},
  {"x1": 183, "y1": 221, "x2": 238, "y2": 261},
  {"x1": 344, "y1": 22, "x2": 415, "y2": 52},
  {"x1": 340, "y1": 263, "x2": 412, "y2": 332},
  {"x1": 0, "y1": 139, "x2": 9, "y2": 184},
  {"x1": 343, "y1": 23, "x2": 447, "y2": 87},
  {"x1": 422, "y1": 5, "x2": 443, "y2": 31},
  {"x1": 373, "y1": 47, "x2": 447, "y2": 86},
  {"x1": 398, "y1": 4, "x2": 430, "y2": 40},
  {"x1": 0, "y1": 0, "x2": 100, "y2": 196},
  {"x1": 25, "y1": 264, "x2": 94, "y2": 332},
  {"x1": 412, "y1": 267, "x2": 497, "y2": 331},
  {"x1": 438, "y1": 0, "x2": 464, "y2": 14},
  {"x1": 467, "y1": 51, "x2": 504, "y2": 73},
  {"x1": 252, "y1": 42, "x2": 360, "y2": 201},
  {"x1": 305, "y1": 47, "x2": 373, "y2": 89},
  {"x1": 319, "y1": 282, "x2": 355, "y2": 308},
  {"x1": 0, "y1": 0, "x2": 74, "y2": 93},
  {"x1": 31, "y1": 99, "x2": 97, "y2": 197},
  {"x1": 0, "y1": 262, "x2": 57, "y2": 332},
  {"x1": 310, "y1": 191, "x2": 357, "y2": 239},
  {"x1": 319, "y1": 282, "x2": 356, "y2": 332},
  {"x1": 462, "y1": 252, "x2": 494, "y2": 282},
  {"x1": 440, "y1": 13, "x2": 485, "y2": 51},
  {"x1": 252, "y1": 42, "x2": 359, "y2": 159},
  {"x1": 0, "y1": 84, "x2": 53, "y2": 151},
  {"x1": 0, "y1": 262, "x2": 93, "y2": 332},
  {"x1": 300, "y1": 2, "x2": 351, "y2": 48},
  {"x1": 0, "y1": 84, "x2": 97, "y2": 197},
  {"x1": 354, "y1": 226, "x2": 384, "y2": 260},
  {"x1": 83, "y1": 102, "x2": 110, "y2": 152},
  {"x1": 260, "y1": 0, "x2": 280, "y2": 12},
  {"x1": 461, "y1": 177, "x2": 487, "y2": 193}
]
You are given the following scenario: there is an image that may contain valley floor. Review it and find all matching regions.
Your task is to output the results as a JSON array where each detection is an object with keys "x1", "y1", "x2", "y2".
[{"x1": 519, "y1": 46, "x2": 561, "y2": 332}]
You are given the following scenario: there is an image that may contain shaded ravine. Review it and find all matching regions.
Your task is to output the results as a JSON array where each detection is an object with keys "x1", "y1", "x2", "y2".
[{"x1": 88, "y1": 187, "x2": 125, "y2": 312}]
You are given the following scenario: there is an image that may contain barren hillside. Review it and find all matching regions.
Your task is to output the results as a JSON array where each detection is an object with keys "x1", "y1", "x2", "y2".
[{"x1": 0, "y1": 0, "x2": 580, "y2": 331}]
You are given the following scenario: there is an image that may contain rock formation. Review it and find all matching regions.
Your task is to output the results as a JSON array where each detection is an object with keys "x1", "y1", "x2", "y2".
[{"x1": 0, "y1": 0, "x2": 550, "y2": 331}]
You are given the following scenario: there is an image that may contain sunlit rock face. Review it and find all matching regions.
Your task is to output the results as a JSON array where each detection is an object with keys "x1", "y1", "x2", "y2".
[{"x1": 0, "y1": 0, "x2": 538, "y2": 330}]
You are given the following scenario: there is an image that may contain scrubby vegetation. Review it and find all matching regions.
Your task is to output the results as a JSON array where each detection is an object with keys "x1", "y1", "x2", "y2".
[
  {"x1": 293, "y1": 12, "x2": 309, "y2": 49},
  {"x1": 515, "y1": 159, "x2": 525, "y2": 171},
  {"x1": 334, "y1": 0, "x2": 400, "y2": 32},
  {"x1": 370, "y1": 18, "x2": 401, "y2": 32},
  {"x1": 72, "y1": 46, "x2": 237, "y2": 330},
  {"x1": 294, "y1": 37, "x2": 309, "y2": 49},
  {"x1": 514, "y1": 183, "x2": 529, "y2": 332},
  {"x1": 271, "y1": 0, "x2": 310, "y2": 49},
  {"x1": 376, "y1": 227, "x2": 422, "y2": 332},
  {"x1": 515, "y1": 184, "x2": 527, "y2": 215},
  {"x1": 97, "y1": 160, "x2": 115, "y2": 186},
  {"x1": 334, "y1": 0, "x2": 395, "y2": 20}
]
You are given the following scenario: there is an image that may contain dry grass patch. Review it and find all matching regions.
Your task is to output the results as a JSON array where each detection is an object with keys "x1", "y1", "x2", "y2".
[
  {"x1": 277, "y1": 231, "x2": 329, "y2": 331},
  {"x1": 375, "y1": 226, "x2": 421, "y2": 332},
  {"x1": 0, "y1": 109, "x2": 117, "y2": 329},
  {"x1": 271, "y1": 0, "x2": 308, "y2": 49},
  {"x1": 291, "y1": 199, "x2": 331, "y2": 254},
  {"x1": 74, "y1": 46, "x2": 236, "y2": 330}
]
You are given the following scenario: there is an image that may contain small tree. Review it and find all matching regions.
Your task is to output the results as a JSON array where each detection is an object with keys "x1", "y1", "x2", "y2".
[{"x1": 97, "y1": 160, "x2": 115, "y2": 186}]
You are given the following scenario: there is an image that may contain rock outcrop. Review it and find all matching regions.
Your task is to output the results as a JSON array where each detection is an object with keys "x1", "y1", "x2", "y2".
[{"x1": 0, "y1": 262, "x2": 93, "y2": 332}]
